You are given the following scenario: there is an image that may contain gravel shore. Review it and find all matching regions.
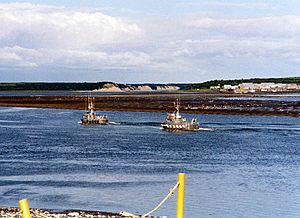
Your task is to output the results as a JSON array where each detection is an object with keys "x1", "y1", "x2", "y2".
[{"x1": 0, "y1": 207, "x2": 124, "y2": 218}]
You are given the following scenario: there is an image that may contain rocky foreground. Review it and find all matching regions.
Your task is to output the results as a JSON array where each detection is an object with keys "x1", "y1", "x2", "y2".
[
  {"x1": 0, "y1": 207, "x2": 124, "y2": 218},
  {"x1": 0, "y1": 92, "x2": 299, "y2": 117}
]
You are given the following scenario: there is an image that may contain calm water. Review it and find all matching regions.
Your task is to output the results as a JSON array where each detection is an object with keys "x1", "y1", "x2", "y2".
[{"x1": 0, "y1": 107, "x2": 299, "y2": 217}]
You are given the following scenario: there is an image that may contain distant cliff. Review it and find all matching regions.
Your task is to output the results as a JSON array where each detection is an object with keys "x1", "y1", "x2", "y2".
[{"x1": 95, "y1": 83, "x2": 180, "y2": 92}]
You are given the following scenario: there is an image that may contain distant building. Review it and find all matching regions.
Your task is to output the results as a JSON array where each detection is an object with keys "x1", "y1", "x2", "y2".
[
  {"x1": 210, "y1": 84, "x2": 221, "y2": 90},
  {"x1": 287, "y1": 83, "x2": 299, "y2": 90},
  {"x1": 221, "y1": 82, "x2": 300, "y2": 93},
  {"x1": 223, "y1": 85, "x2": 239, "y2": 92},
  {"x1": 239, "y1": 83, "x2": 258, "y2": 93}
]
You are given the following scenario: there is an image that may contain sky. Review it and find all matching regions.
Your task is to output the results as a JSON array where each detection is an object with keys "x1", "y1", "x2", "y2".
[{"x1": 0, "y1": 0, "x2": 300, "y2": 83}]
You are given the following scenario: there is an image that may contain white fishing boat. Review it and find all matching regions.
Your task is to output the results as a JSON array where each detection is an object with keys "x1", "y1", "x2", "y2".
[
  {"x1": 80, "y1": 96, "x2": 108, "y2": 125},
  {"x1": 161, "y1": 99, "x2": 200, "y2": 131}
]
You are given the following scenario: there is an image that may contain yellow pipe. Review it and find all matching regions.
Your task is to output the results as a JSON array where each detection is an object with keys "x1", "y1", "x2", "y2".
[
  {"x1": 19, "y1": 199, "x2": 31, "y2": 218},
  {"x1": 176, "y1": 173, "x2": 185, "y2": 218}
]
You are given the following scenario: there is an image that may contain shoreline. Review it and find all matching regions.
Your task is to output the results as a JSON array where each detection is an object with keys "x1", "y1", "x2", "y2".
[
  {"x1": 0, "y1": 207, "x2": 126, "y2": 218},
  {"x1": 0, "y1": 93, "x2": 299, "y2": 117}
]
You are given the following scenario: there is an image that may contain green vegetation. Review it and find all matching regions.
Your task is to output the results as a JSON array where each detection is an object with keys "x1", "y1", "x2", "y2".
[{"x1": 0, "y1": 82, "x2": 111, "y2": 91}]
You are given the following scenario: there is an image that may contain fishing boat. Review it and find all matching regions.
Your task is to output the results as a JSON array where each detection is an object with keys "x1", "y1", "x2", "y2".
[
  {"x1": 161, "y1": 99, "x2": 200, "y2": 131},
  {"x1": 80, "y1": 96, "x2": 108, "y2": 125}
]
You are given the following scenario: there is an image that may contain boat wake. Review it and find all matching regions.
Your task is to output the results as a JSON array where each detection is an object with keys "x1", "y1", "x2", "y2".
[
  {"x1": 197, "y1": 127, "x2": 214, "y2": 131},
  {"x1": 109, "y1": 121, "x2": 161, "y2": 127},
  {"x1": 108, "y1": 122, "x2": 122, "y2": 125}
]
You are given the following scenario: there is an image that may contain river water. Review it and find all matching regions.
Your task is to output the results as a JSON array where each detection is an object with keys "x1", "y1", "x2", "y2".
[{"x1": 0, "y1": 107, "x2": 299, "y2": 217}]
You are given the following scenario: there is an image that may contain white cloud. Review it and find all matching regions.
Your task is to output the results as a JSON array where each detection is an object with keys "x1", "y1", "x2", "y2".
[
  {"x1": 188, "y1": 16, "x2": 300, "y2": 37},
  {"x1": 44, "y1": 49, "x2": 151, "y2": 69},
  {"x1": 168, "y1": 39, "x2": 300, "y2": 58},
  {"x1": 0, "y1": 3, "x2": 148, "y2": 72},
  {"x1": 0, "y1": 46, "x2": 151, "y2": 70},
  {"x1": 178, "y1": 1, "x2": 270, "y2": 9},
  {"x1": 0, "y1": 3, "x2": 142, "y2": 50},
  {"x1": 0, "y1": 47, "x2": 38, "y2": 68},
  {"x1": 203, "y1": 2, "x2": 269, "y2": 8}
]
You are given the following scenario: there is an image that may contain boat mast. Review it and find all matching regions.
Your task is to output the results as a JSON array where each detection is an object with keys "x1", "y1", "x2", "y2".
[
  {"x1": 88, "y1": 96, "x2": 95, "y2": 113},
  {"x1": 175, "y1": 98, "x2": 181, "y2": 118}
]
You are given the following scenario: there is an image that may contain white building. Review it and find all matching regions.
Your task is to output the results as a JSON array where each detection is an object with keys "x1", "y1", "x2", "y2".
[
  {"x1": 221, "y1": 82, "x2": 299, "y2": 93},
  {"x1": 223, "y1": 85, "x2": 239, "y2": 91}
]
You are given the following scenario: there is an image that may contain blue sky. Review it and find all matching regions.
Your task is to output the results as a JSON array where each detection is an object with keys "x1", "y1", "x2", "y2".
[{"x1": 0, "y1": 1, "x2": 300, "y2": 83}]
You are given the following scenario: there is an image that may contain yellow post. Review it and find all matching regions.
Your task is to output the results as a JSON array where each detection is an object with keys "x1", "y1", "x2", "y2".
[
  {"x1": 176, "y1": 173, "x2": 185, "y2": 218},
  {"x1": 19, "y1": 199, "x2": 31, "y2": 218}
]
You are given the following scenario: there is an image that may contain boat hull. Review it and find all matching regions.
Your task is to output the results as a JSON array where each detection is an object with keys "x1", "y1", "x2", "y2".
[
  {"x1": 80, "y1": 118, "x2": 108, "y2": 125},
  {"x1": 161, "y1": 123, "x2": 200, "y2": 131}
]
